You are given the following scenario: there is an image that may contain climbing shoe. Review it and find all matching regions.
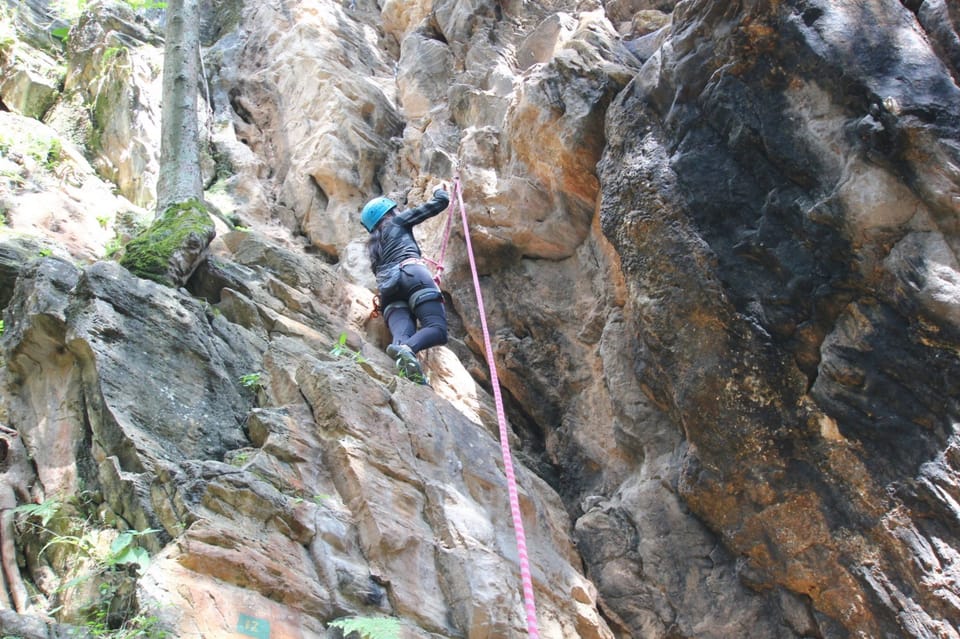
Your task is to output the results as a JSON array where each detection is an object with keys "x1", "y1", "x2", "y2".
[{"x1": 386, "y1": 344, "x2": 427, "y2": 385}]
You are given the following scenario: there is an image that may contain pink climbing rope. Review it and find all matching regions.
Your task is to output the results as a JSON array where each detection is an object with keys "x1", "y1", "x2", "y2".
[
  {"x1": 424, "y1": 195, "x2": 455, "y2": 287},
  {"x1": 452, "y1": 175, "x2": 541, "y2": 638}
]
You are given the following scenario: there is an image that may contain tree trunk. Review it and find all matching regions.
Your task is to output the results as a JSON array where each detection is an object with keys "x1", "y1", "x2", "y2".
[
  {"x1": 120, "y1": 0, "x2": 214, "y2": 287},
  {"x1": 156, "y1": 0, "x2": 202, "y2": 213}
]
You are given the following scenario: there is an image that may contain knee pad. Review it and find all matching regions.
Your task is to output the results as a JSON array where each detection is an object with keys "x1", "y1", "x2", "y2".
[
  {"x1": 382, "y1": 300, "x2": 409, "y2": 321},
  {"x1": 408, "y1": 287, "x2": 442, "y2": 309}
]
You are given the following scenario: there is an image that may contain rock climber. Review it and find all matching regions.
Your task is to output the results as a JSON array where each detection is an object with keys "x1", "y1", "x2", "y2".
[{"x1": 362, "y1": 185, "x2": 450, "y2": 384}]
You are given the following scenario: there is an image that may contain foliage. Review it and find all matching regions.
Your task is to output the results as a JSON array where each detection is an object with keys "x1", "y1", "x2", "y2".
[
  {"x1": 330, "y1": 333, "x2": 366, "y2": 364},
  {"x1": 14, "y1": 498, "x2": 166, "y2": 638},
  {"x1": 51, "y1": 26, "x2": 70, "y2": 43},
  {"x1": 104, "y1": 235, "x2": 125, "y2": 259},
  {"x1": 0, "y1": 6, "x2": 16, "y2": 50},
  {"x1": 239, "y1": 372, "x2": 262, "y2": 390},
  {"x1": 81, "y1": 581, "x2": 168, "y2": 639},
  {"x1": 104, "y1": 529, "x2": 157, "y2": 573},
  {"x1": 42, "y1": 138, "x2": 63, "y2": 170},
  {"x1": 0, "y1": 319, "x2": 4, "y2": 336},
  {"x1": 102, "y1": 46, "x2": 126, "y2": 64},
  {"x1": 327, "y1": 616, "x2": 402, "y2": 639},
  {"x1": 29, "y1": 519, "x2": 158, "y2": 576},
  {"x1": 85, "y1": 601, "x2": 167, "y2": 639},
  {"x1": 50, "y1": 1, "x2": 166, "y2": 44},
  {"x1": 0, "y1": 129, "x2": 64, "y2": 172},
  {"x1": 13, "y1": 498, "x2": 61, "y2": 527},
  {"x1": 124, "y1": 0, "x2": 167, "y2": 9},
  {"x1": 395, "y1": 366, "x2": 425, "y2": 385}
]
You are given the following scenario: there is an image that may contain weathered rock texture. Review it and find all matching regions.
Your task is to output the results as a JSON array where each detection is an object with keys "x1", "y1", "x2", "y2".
[
  {"x1": 598, "y1": 1, "x2": 960, "y2": 637},
  {"x1": 1, "y1": 0, "x2": 959, "y2": 638}
]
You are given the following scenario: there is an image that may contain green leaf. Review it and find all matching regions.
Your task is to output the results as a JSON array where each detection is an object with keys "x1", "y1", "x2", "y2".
[
  {"x1": 110, "y1": 531, "x2": 135, "y2": 556},
  {"x1": 239, "y1": 372, "x2": 262, "y2": 389},
  {"x1": 328, "y1": 616, "x2": 402, "y2": 639},
  {"x1": 50, "y1": 26, "x2": 70, "y2": 42},
  {"x1": 13, "y1": 499, "x2": 61, "y2": 526},
  {"x1": 113, "y1": 546, "x2": 150, "y2": 572}
]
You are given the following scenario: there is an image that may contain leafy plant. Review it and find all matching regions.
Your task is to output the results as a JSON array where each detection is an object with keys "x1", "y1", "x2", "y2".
[
  {"x1": 1, "y1": 12, "x2": 17, "y2": 50},
  {"x1": 43, "y1": 138, "x2": 63, "y2": 171},
  {"x1": 102, "y1": 46, "x2": 124, "y2": 63},
  {"x1": 239, "y1": 372, "x2": 262, "y2": 390},
  {"x1": 51, "y1": 26, "x2": 70, "y2": 43},
  {"x1": 104, "y1": 236, "x2": 124, "y2": 259},
  {"x1": 395, "y1": 366, "x2": 426, "y2": 385},
  {"x1": 50, "y1": 0, "x2": 165, "y2": 46},
  {"x1": 22, "y1": 136, "x2": 58, "y2": 169},
  {"x1": 327, "y1": 616, "x2": 402, "y2": 639},
  {"x1": 84, "y1": 584, "x2": 168, "y2": 638},
  {"x1": 15, "y1": 498, "x2": 165, "y2": 637},
  {"x1": 124, "y1": 0, "x2": 167, "y2": 9},
  {"x1": 330, "y1": 333, "x2": 366, "y2": 364},
  {"x1": 13, "y1": 498, "x2": 62, "y2": 527},
  {"x1": 0, "y1": 169, "x2": 23, "y2": 186},
  {"x1": 35, "y1": 525, "x2": 158, "y2": 576},
  {"x1": 104, "y1": 529, "x2": 158, "y2": 573}
]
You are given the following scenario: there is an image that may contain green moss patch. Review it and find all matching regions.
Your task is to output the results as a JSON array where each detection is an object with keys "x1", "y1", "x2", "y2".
[{"x1": 119, "y1": 198, "x2": 214, "y2": 286}]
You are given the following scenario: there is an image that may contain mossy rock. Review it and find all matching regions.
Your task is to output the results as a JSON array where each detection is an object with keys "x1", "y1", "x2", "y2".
[{"x1": 119, "y1": 199, "x2": 215, "y2": 287}]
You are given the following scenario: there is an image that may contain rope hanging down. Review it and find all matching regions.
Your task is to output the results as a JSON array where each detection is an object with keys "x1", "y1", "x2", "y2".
[
  {"x1": 450, "y1": 175, "x2": 541, "y2": 638},
  {"x1": 422, "y1": 193, "x2": 455, "y2": 288}
]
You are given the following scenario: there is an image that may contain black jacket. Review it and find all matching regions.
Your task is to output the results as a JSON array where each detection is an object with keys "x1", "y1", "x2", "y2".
[{"x1": 370, "y1": 189, "x2": 450, "y2": 278}]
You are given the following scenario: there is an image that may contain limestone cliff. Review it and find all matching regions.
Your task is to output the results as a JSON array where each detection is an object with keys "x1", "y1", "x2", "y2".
[{"x1": 1, "y1": 0, "x2": 959, "y2": 638}]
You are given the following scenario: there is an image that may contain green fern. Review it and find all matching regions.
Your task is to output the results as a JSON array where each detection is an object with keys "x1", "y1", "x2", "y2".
[
  {"x1": 239, "y1": 372, "x2": 262, "y2": 390},
  {"x1": 327, "y1": 616, "x2": 402, "y2": 639},
  {"x1": 330, "y1": 333, "x2": 367, "y2": 364},
  {"x1": 13, "y1": 498, "x2": 62, "y2": 527}
]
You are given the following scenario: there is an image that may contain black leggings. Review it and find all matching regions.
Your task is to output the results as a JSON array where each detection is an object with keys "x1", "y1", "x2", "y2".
[
  {"x1": 386, "y1": 298, "x2": 447, "y2": 353},
  {"x1": 381, "y1": 263, "x2": 448, "y2": 353}
]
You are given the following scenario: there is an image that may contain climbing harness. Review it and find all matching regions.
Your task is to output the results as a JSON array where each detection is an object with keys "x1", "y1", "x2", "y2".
[
  {"x1": 369, "y1": 199, "x2": 452, "y2": 321},
  {"x1": 452, "y1": 174, "x2": 541, "y2": 638},
  {"x1": 369, "y1": 256, "x2": 444, "y2": 320}
]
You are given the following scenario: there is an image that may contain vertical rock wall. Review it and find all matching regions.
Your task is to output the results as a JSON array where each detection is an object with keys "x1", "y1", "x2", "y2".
[
  {"x1": 599, "y1": 0, "x2": 960, "y2": 637},
  {"x1": 2, "y1": 0, "x2": 960, "y2": 637}
]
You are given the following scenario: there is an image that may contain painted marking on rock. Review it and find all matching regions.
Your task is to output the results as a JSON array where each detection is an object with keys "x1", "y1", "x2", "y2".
[{"x1": 237, "y1": 613, "x2": 271, "y2": 639}]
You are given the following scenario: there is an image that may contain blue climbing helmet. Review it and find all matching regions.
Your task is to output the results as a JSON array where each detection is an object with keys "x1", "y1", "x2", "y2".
[{"x1": 360, "y1": 196, "x2": 397, "y2": 232}]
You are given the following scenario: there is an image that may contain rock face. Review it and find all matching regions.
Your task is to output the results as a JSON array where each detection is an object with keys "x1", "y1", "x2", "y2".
[
  {"x1": 2, "y1": 240, "x2": 612, "y2": 638},
  {"x1": 598, "y1": 0, "x2": 960, "y2": 637},
  {"x1": 1, "y1": 0, "x2": 960, "y2": 638}
]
